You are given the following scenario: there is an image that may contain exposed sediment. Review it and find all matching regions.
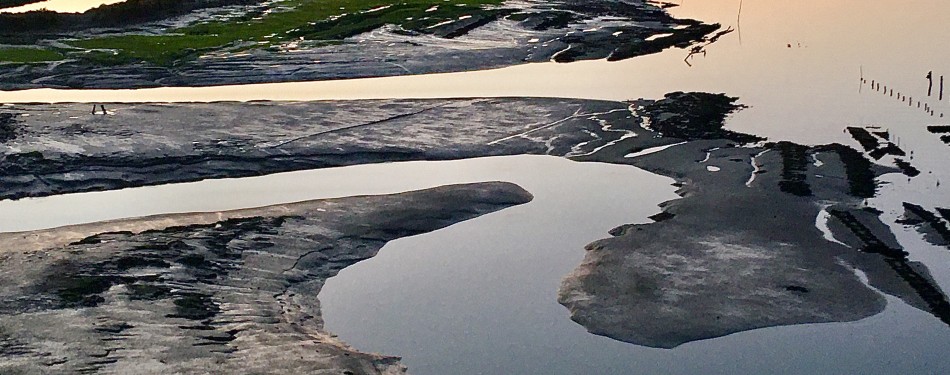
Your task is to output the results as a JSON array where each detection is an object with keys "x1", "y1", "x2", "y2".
[
  {"x1": 0, "y1": 0, "x2": 719, "y2": 90},
  {"x1": 900, "y1": 202, "x2": 950, "y2": 248},
  {"x1": 0, "y1": 98, "x2": 664, "y2": 200},
  {"x1": 0, "y1": 182, "x2": 532, "y2": 374},
  {"x1": 2, "y1": 92, "x2": 946, "y2": 355},
  {"x1": 557, "y1": 96, "x2": 950, "y2": 348}
]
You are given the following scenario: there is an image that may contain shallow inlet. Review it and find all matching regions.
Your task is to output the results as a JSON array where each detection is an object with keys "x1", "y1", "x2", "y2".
[{"x1": 0, "y1": 155, "x2": 677, "y2": 234}]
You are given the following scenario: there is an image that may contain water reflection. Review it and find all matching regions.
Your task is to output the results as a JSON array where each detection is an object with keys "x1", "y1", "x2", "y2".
[
  {"x1": 0, "y1": 155, "x2": 675, "y2": 234},
  {"x1": 3, "y1": 0, "x2": 948, "y2": 146},
  {"x1": 0, "y1": 0, "x2": 126, "y2": 13},
  {"x1": 2, "y1": 0, "x2": 950, "y2": 373}
]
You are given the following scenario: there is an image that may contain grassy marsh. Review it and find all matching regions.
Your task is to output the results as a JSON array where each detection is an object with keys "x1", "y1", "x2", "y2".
[
  {"x1": 0, "y1": 47, "x2": 65, "y2": 63},
  {"x1": 62, "y1": 0, "x2": 504, "y2": 65}
]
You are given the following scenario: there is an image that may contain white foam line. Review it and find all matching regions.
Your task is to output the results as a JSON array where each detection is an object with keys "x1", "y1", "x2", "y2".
[
  {"x1": 574, "y1": 132, "x2": 638, "y2": 157},
  {"x1": 624, "y1": 141, "x2": 687, "y2": 158},
  {"x1": 816, "y1": 206, "x2": 851, "y2": 248},
  {"x1": 746, "y1": 149, "x2": 770, "y2": 187},
  {"x1": 550, "y1": 45, "x2": 572, "y2": 62},
  {"x1": 699, "y1": 147, "x2": 720, "y2": 163}
]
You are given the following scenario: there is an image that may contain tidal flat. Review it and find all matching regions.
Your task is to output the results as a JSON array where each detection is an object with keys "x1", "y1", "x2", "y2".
[
  {"x1": 2, "y1": 0, "x2": 950, "y2": 374},
  {"x1": 2, "y1": 92, "x2": 948, "y2": 373}
]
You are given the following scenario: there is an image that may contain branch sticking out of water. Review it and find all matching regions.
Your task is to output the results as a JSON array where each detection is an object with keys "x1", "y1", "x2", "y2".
[{"x1": 684, "y1": 26, "x2": 734, "y2": 67}]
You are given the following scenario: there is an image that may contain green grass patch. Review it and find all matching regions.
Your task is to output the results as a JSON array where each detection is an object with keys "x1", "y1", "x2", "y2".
[
  {"x1": 0, "y1": 47, "x2": 64, "y2": 63},
  {"x1": 69, "y1": 0, "x2": 505, "y2": 66}
]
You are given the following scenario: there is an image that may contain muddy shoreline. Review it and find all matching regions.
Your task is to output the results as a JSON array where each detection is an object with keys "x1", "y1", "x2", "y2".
[
  {"x1": 1, "y1": 93, "x2": 948, "y2": 370},
  {"x1": 0, "y1": 98, "x2": 666, "y2": 200},
  {"x1": 2, "y1": 0, "x2": 948, "y2": 372}
]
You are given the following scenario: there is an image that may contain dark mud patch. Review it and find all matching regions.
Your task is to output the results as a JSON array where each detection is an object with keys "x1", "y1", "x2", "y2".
[
  {"x1": 772, "y1": 141, "x2": 813, "y2": 197},
  {"x1": 829, "y1": 209, "x2": 907, "y2": 258},
  {"x1": 894, "y1": 158, "x2": 921, "y2": 177},
  {"x1": 558, "y1": 98, "x2": 948, "y2": 348},
  {"x1": 638, "y1": 92, "x2": 760, "y2": 143},
  {"x1": 901, "y1": 202, "x2": 950, "y2": 248},
  {"x1": 814, "y1": 144, "x2": 879, "y2": 198},
  {"x1": 0, "y1": 113, "x2": 18, "y2": 142},
  {"x1": 846, "y1": 127, "x2": 906, "y2": 160}
]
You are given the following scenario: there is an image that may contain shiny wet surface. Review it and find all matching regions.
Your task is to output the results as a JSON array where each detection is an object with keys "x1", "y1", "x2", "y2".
[{"x1": 2, "y1": 0, "x2": 950, "y2": 373}]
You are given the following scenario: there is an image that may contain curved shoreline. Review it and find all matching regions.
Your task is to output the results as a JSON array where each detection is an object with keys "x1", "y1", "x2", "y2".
[
  {"x1": 1, "y1": 93, "x2": 947, "y2": 365},
  {"x1": 0, "y1": 182, "x2": 532, "y2": 374}
]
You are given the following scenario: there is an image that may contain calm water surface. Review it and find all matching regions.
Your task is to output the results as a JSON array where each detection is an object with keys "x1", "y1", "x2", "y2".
[
  {"x1": 0, "y1": 0, "x2": 126, "y2": 13},
  {"x1": 2, "y1": 0, "x2": 950, "y2": 373},
  {"x1": 0, "y1": 156, "x2": 675, "y2": 234},
  {"x1": 319, "y1": 1, "x2": 950, "y2": 373}
]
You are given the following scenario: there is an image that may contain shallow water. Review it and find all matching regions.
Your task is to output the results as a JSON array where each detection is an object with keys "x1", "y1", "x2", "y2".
[
  {"x1": 2, "y1": 0, "x2": 950, "y2": 373},
  {"x1": 0, "y1": 0, "x2": 125, "y2": 13},
  {"x1": 318, "y1": 1, "x2": 950, "y2": 373},
  {"x1": 3, "y1": 1, "x2": 948, "y2": 143},
  {"x1": 0, "y1": 155, "x2": 674, "y2": 233}
]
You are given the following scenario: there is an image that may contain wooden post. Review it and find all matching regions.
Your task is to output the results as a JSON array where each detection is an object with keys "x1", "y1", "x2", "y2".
[
  {"x1": 927, "y1": 71, "x2": 933, "y2": 96},
  {"x1": 940, "y1": 75, "x2": 945, "y2": 101}
]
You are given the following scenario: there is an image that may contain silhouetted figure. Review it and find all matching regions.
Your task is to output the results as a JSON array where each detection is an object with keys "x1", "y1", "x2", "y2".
[
  {"x1": 91, "y1": 104, "x2": 107, "y2": 115},
  {"x1": 927, "y1": 71, "x2": 933, "y2": 96}
]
